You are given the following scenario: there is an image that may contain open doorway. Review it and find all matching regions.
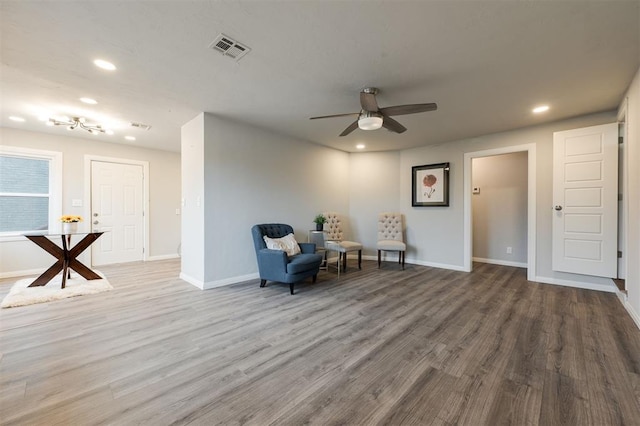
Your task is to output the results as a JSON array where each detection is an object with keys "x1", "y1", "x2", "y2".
[
  {"x1": 471, "y1": 152, "x2": 528, "y2": 268},
  {"x1": 463, "y1": 144, "x2": 537, "y2": 281}
]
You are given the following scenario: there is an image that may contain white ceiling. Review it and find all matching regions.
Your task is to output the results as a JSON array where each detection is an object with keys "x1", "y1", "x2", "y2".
[{"x1": 1, "y1": 1, "x2": 638, "y2": 153}]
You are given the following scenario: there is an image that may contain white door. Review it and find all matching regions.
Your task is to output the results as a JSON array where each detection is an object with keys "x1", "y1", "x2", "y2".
[
  {"x1": 91, "y1": 161, "x2": 144, "y2": 265},
  {"x1": 552, "y1": 123, "x2": 618, "y2": 277}
]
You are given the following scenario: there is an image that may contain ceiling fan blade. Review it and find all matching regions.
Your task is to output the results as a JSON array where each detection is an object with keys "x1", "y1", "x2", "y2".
[
  {"x1": 339, "y1": 120, "x2": 359, "y2": 137},
  {"x1": 382, "y1": 116, "x2": 407, "y2": 134},
  {"x1": 360, "y1": 91, "x2": 379, "y2": 111},
  {"x1": 380, "y1": 103, "x2": 438, "y2": 116},
  {"x1": 310, "y1": 112, "x2": 359, "y2": 120}
]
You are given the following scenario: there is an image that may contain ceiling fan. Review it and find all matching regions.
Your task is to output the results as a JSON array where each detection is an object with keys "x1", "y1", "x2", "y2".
[{"x1": 310, "y1": 87, "x2": 437, "y2": 137}]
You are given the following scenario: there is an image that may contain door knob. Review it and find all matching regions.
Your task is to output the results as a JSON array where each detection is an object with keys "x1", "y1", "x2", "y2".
[
  {"x1": 93, "y1": 213, "x2": 98, "y2": 217},
  {"x1": 554, "y1": 205, "x2": 563, "y2": 211},
  {"x1": 93, "y1": 220, "x2": 99, "y2": 225}
]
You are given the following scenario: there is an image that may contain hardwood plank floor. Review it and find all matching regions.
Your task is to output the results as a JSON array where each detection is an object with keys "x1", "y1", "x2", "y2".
[{"x1": 1, "y1": 260, "x2": 639, "y2": 425}]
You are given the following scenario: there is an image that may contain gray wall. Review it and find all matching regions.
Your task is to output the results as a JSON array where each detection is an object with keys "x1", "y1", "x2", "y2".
[
  {"x1": 180, "y1": 112, "x2": 350, "y2": 288},
  {"x1": 472, "y1": 152, "x2": 528, "y2": 265},
  {"x1": 0, "y1": 127, "x2": 181, "y2": 276},
  {"x1": 348, "y1": 151, "x2": 401, "y2": 255}
]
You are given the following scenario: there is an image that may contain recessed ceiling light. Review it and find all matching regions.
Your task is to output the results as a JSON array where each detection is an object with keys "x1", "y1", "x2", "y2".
[
  {"x1": 356, "y1": 144, "x2": 365, "y2": 150},
  {"x1": 9, "y1": 116, "x2": 25, "y2": 122},
  {"x1": 80, "y1": 97, "x2": 98, "y2": 105},
  {"x1": 532, "y1": 105, "x2": 549, "y2": 113},
  {"x1": 124, "y1": 136, "x2": 136, "y2": 141},
  {"x1": 94, "y1": 59, "x2": 116, "y2": 71}
]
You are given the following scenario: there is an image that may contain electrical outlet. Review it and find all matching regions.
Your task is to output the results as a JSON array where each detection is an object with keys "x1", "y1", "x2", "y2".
[{"x1": 506, "y1": 247, "x2": 512, "y2": 254}]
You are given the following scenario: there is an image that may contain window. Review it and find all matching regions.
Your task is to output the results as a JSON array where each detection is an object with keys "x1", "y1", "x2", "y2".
[{"x1": 0, "y1": 146, "x2": 62, "y2": 237}]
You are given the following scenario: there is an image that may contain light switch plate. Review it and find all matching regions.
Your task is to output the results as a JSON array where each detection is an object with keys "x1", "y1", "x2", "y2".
[{"x1": 472, "y1": 187, "x2": 480, "y2": 194}]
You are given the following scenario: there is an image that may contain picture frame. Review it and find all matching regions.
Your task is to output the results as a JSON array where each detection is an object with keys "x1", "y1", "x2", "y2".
[{"x1": 412, "y1": 162, "x2": 450, "y2": 207}]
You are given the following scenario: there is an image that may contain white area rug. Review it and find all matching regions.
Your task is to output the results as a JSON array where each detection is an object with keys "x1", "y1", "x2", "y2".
[{"x1": 1, "y1": 271, "x2": 112, "y2": 308}]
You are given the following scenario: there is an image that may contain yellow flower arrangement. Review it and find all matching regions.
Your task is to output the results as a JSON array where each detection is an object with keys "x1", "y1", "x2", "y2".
[{"x1": 60, "y1": 215, "x2": 83, "y2": 223}]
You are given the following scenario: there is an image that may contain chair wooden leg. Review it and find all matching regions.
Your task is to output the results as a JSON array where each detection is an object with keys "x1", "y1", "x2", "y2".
[
  {"x1": 401, "y1": 251, "x2": 405, "y2": 270},
  {"x1": 260, "y1": 279, "x2": 267, "y2": 288},
  {"x1": 342, "y1": 252, "x2": 347, "y2": 272},
  {"x1": 378, "y1": 250, "x2": 381, "y2": 268},
  {"x1": 398, "y1": 252, "x2": 401, "y2": 264},
  {"x1": 290, "y1": 283, "x2": 295, "y2": 295},
  {"x1": 358, "y1": 250, "x2": 362, "y2": 269}
]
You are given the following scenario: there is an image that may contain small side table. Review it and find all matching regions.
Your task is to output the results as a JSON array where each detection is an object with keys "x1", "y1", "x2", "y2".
[
  {"x1": 308, "y1": 230, "x2": 328, "y2": 270},
  {"x1": 308, "y1": 230, "x2": 343, "y2": 277}
]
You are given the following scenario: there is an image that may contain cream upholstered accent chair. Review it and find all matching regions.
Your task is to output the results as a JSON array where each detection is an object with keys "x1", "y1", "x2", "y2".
[
  {"x1": 323, "y1": 212, "x2": 362, "y2": 273},
  {"x1": 377, "y1": 212, "x2": 406, "y2": 269}
]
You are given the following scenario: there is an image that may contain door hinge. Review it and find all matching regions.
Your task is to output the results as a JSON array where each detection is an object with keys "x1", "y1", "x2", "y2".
[
  {"x1": 619, "y1": 193, "x2": 623, "y2": 201},
  {"x1": 618, "y1": 251, "x2": 622, "y2": 258},
  {"x1": 619, "y1": 136, "x2": 624, "y2": 144}
]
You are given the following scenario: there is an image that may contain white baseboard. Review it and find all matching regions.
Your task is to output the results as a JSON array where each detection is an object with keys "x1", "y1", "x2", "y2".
[
  {"x1": 179, "y1": 272, "x2": 204, "y2": 289},
  {"x1": 473, "y1": 257, "x2": 527, "y2": 268},
  {"x1": 360, "y1": 254, "x2": 467, "y2": 272},
  {"x1": 179, "y1": 271, "x2": 259, "y2": 290},
  {"x1": 534, "y1": 275, "x2": 616, "y2": 293},
  {"x1": 147, "y1": 254, "x2": 180, "y2": 261},
  {"x1": 0, "y1": 268, "x2": 44, "y2": 279},
  {"x1": 406, "y1": 258, "x2": 468, "y2": 272},
  {"x1": 202, "y1": 273, "x2": 259, "y2": 290},
  {"x1": 617, "y1": 292, "x2": 640, "y2": 330}
]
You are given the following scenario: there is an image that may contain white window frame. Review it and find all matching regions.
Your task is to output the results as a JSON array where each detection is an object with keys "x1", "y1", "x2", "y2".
[{"x1": 0, "y1": 146, "x2": 62, "y2": 241}]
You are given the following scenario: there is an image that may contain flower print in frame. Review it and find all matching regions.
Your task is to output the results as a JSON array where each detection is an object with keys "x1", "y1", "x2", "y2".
[{"x1": 412, "y1": 162, "x2": 450, "y2": 206}]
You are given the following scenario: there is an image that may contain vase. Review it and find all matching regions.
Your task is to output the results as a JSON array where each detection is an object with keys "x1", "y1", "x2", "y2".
[
  {"x1": 62, "y1": 222, "x2": 78, "y2": 234},
  {"x1": 316, "y1": 223, "x2": 323, "y2": 231}
]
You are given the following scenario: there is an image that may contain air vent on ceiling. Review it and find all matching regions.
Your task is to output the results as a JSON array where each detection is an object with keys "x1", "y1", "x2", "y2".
[
  {"x1": 209, "y1": 33, "x2": 251, "y2": 61},
  {"x1": 130, "y1": 122, "x2": 151, "y2": 131}
]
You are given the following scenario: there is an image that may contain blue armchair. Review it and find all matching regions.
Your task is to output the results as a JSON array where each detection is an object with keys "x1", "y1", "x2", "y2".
[{"x1": 251, "y1": 224, "x2": 323, "y2": 294}]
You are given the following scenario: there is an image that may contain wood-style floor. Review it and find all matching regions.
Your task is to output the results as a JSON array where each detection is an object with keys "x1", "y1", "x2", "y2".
[{"x1": 1, "y1": 260, "x2": 639, "y2": 425}]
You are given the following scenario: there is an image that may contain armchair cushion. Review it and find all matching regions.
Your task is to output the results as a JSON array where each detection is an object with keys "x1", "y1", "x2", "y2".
[{"x1": 287, "y1": 253, "x2": 323, "y2": 274}]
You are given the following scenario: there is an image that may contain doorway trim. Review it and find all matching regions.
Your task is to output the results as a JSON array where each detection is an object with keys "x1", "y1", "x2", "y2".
[
  {"x1": 617, "y1": 98, "x2": 628, "y2": 282},
  {"x1": 463, "y1": 143, "x2": 536, "y2": 281},
  {"x1": 83, "y1": 155, "x2": 150, "y2": 266}
]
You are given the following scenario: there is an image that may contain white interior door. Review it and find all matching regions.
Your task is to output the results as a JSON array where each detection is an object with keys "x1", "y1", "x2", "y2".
[
  {"x1": 91, "y1": 161, "x2": 144, "y2": 265},
  {"x1": 552, "y1": 123, "x2": 618, "y2": 278}
]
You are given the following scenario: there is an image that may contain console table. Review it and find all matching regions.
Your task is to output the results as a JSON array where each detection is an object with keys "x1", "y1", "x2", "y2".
[{"x1": 24, "y1": 232, "x2": 104, "y2": 289}]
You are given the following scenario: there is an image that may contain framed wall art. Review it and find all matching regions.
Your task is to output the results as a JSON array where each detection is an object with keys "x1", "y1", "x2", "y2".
[{"x1": 412, "y1": 162, "x2": 450, "y2": 207}]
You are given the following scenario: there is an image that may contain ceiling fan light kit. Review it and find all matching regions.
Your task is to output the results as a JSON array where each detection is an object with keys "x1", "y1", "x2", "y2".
[
  {"x1": 358, "y1": 112, "x2": 383, "y2": 130},
  {"x1": 310, "y1": 87, "x2": 437, "y2": 137}
]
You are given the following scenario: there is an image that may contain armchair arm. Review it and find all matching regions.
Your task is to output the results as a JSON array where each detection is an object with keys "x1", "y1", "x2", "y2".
[
  {"x1": 256, "y1": 249, "x2": 289, "y2": 282},
  {"x1": 258, "y1": 248, "x2": 288, "y2": 269},
  {"x1": 299, "y1": 242, "x2": 316, "y2": 254}
]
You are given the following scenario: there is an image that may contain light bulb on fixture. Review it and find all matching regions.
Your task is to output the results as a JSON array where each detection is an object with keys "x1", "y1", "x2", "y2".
[{"x1": 358, "y1": 111, "x2": 383, "y2": 131}]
